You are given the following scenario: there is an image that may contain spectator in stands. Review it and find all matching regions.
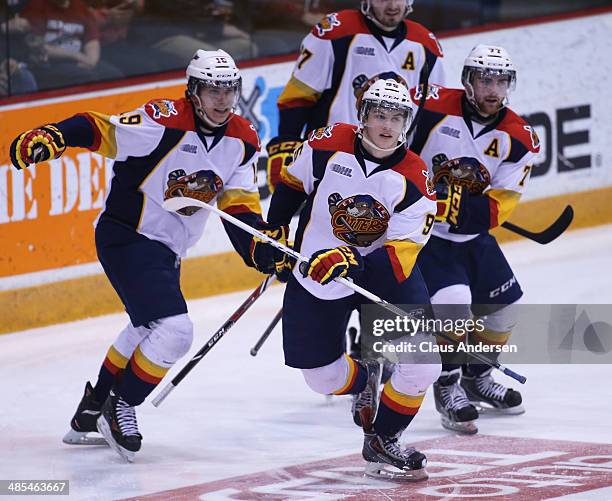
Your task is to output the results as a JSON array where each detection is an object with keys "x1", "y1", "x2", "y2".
[
  {"x1": 19, "y1": 0, "x2": 123, "y2": 90},
  {"x1": 143, "y1": 0, "x2": 254, "y2": 66},
  {"x1": 86, "y1": 0, "x2": 167, "y2": 76},
  {"x1": 0, "y1": 0, "x2": 38, "y2": 95}
]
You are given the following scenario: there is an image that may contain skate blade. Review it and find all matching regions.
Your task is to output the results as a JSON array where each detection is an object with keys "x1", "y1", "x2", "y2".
[
  {"x1": 364, "y1": 461, "x2": 428, "y2": 482},
  {"x1": 96, "y1": 417, "x2": 136, "y2": 463},
  {"x1": 440, "y1": 415, "x2": 478, "y2": 435},
  {"x1": 474, "y1": 403, "x2": 525, "y2": 416},
  {"x1": 62, "y1": 429, "x2": 108, "y2": 446}
]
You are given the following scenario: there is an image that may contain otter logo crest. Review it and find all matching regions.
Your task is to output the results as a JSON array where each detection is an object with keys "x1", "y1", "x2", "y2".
[
  {"x1": 328, "y1": 193, "x2": 390, "y2": 247},
  {"x1": 149, "y1": 99, "x2": 178, "y2": 120},
  {"x1": 164, "y1": 169, "x2": 223, "y2": 216}
]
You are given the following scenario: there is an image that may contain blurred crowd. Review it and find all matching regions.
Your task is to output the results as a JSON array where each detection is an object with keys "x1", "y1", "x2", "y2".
[{"x1": 0, "y1": 0, "x2": 608, "y2": 97}]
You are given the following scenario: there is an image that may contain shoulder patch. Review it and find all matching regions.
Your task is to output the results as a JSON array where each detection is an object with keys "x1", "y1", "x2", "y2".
[
  {"x1": 404, "y1": 20, "x2": 443, "y2": 57},
  {"x1": 412, "y1": 87, "x2": 462, "y2": 117},
  {"x1": 311, "y1": 10, "x2": 367, "y2": 40},
  {"x1": 144, "y1": 97, "x2": 194, "y2": 130},
  {"x1": 307, "y1": 123, "x2": 356, "y2": 154},
  {"x1": 226, "y1": 115, "x2": 261, "y2": 151},
  {"x1": 392, "y1": 151, "x2": 436, "y2": 201},
  {"x1": 498, "y1": 109, "x2": 541, "y2": 154}
]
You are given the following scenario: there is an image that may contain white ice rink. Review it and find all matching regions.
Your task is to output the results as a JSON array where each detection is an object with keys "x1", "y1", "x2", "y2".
[{"x1": 1, "y1": 225, "x2": 612, "y2": 500}]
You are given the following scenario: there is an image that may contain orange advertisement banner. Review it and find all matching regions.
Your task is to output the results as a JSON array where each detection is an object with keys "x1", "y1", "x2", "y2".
[{"x1": 0, "y1": 83, "x2": 184, "y2": 279}]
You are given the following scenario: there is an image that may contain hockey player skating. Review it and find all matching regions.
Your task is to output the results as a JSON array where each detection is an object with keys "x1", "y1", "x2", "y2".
[
  {"x1": 267, "y1": 78, "x2": 441, "y2": 481},
  {"x1": 410, "y1": 45, "x2": 540, "y2": 434},
  {"x1": 9, "y1": 49, "x2": 287, "y2": 462},
  {"x1": 266, "y1": 0, "x2": 445, "y2": 191}
]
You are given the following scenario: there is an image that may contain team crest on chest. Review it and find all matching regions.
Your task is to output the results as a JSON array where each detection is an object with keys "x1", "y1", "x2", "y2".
[
  {"x1": 328, "y1": 193, "x2": 390, "y2": 247},
  {"x1": 164, "y1": 169, "x2": 223, "y2": 216},
  {"x1": 315, "y1": 13, "x2": 340, "y2": 37},
  {"x1": 149, "y1": 99, "x2": 178, "y2": 119}
]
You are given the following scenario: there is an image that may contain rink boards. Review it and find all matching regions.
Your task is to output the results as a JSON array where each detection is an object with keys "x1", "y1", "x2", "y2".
[{"x1": 0, "y1": 8, "x2": 611, "y2": 333}]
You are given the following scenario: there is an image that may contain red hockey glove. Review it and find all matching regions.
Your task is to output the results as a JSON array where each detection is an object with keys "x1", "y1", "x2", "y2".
[
  {"x1": 10, "y1": 125, "x2": 66, "y2": 170},
  {"x1": 302, "y1": 245, "x2": 364, "y2": 286}
]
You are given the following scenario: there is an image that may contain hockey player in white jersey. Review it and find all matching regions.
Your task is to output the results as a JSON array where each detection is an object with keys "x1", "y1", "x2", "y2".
[
  {"x1": 266, "y1": 0, "x2": 445, "y2": 191},
  {"x1": 267, "y1": 79, "x2": 441, "y2": 480},
  {"x1": 9, "y1": 49, "x2": 287, "y2": 462},
  {"x1": 410, "y1": 45, "x2": 540, "y2": 434}
]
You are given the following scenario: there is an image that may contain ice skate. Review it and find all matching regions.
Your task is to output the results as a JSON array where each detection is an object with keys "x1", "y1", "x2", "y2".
[
  {"x1": 96, "y1": 389, "x2": 142, "y2": 462},
  {"x1": 433, "y1": 370, "x2": 478, "y2": 434},
  {"x1": 461, "y1": 368, "x2": 524, "y2": 415},
  {"x1": 362, "y1": 430, "x2": 428, "y2": 481},
  {"x1": 351, "y1": 361, "x2": 382, "y2": 427},
  {"x1": 62, "y1": 381, "x2": 107, "y2": 446}
]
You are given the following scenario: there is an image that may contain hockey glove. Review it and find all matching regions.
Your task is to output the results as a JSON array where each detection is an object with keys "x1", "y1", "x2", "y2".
[
  {"x1": 274, "y1": 240, "x2": 297, "y2": 283},
  {"x1": 10, "y1": 125, "x2": 66, "y2": 170},
  {"x1": 266, "y1": 136, "x2": 302, "y2": 193},
  {"x1": 250, "y1": 224, "x2": 290, "y2": 274},
  {"x1": 302, "y1": 245, "x2": 364, "y2": 286},
  {"x1": 435, "y1": 183, "x2": 468, "y2": 229}
]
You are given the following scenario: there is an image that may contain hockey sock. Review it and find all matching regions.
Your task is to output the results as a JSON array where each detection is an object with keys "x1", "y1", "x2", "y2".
[
  {"x1": 374, "y1": 379, "x2": 425, "y2": 437},
  {"x1": 116, "y1": 346, "x2": 170, "y2": 406},
  {"x1": 436, "y1": 330, "x2": 467, "y2": 366},
  {"x1": 464, "y1": 329, "x2": 510, "y2": 377},
  {"x1": 93, "y1": 345, "x2": 129, "y2": 402},
  {"x1": 333, "y1": 355, "x2": 368, "y2": 395}
]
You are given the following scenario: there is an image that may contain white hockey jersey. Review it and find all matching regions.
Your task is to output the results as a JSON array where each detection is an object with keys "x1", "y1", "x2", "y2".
[
  {"x1": 282, "y1": 123, "x2": 437, "y2": 300},
  {"x1": 277, "y1": 9, "x2": 444, "y2": 136},
  {"x1": 78, "y1": 97, "x2": 261, "y2": 257},
  {"x1": 410, "y1": 86, "x2": 540, "y2": 242}
]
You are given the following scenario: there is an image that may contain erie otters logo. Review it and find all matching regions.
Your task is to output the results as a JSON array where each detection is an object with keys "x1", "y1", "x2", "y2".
[
  {"x1": 328, "y1": 193, "x2": 389, "y2": 247},
  {"x1": 315, "y1": 12, "x2": 340, "y2": 37},
  {"x1": 149, "y1": 99, "x2": 178, "y2": 120},
  {"x1": 164, "y1": 169, "x2": 223, "y2": 216}
]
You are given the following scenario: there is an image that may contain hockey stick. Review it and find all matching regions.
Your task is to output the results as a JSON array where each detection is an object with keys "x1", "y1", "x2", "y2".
[
  {"x1": 501, "y1": 205, "x2": 574, "y2": 244},
  {"x1": 405, "y1": 59, "x2": 429, "y2": 138},
  {"x1": 162, "y1": 196, "x2": 527, "y2": 384},
  {"x1": 250, "y1": 308, "x2": 283, "y2": 356},
  {"x1": 152, "y1": 274, "x2": 276, "y2": 407}
]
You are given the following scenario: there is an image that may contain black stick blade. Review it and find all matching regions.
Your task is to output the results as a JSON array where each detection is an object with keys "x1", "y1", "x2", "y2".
[{"x1": 501, "y1": 205, "x2": 574, "y2": 244}]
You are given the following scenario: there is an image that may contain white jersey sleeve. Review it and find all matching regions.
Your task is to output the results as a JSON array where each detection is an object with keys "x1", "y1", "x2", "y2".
[
  {"x1": 291, "y1": 33, "x2": 334, "y2": 94},
  {"x1": 283, "y1": 141, "x2": 316, "y2": 194},
  {"x1": 83, "y1": 108, "x2": 165, "y2": 161}
]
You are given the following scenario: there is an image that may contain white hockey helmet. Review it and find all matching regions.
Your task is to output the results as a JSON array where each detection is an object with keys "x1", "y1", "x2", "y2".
[
  {"x1": 360, "y1": 0, "x2": 414, "y2": 19},
  {"x1": 186, "y1": 49, "x2": 242, "y2": 126},
  {"x1": 358, "y1": 78, "x2": 415, "y2": 151},
  {"x1": 461, "y1": 44, "x2": 516, "y2": 111}
]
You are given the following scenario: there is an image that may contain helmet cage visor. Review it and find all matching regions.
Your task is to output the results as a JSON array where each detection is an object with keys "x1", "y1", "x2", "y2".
[
  {"x1": 188, "y1": 76, "x2": 242, "y2": 110},
  {"x1": 462, "y1": 67, "x2": 516, "y2": 111},
  {"x1": 359, "y1": 99, "x2": 413, "y2": 143}
]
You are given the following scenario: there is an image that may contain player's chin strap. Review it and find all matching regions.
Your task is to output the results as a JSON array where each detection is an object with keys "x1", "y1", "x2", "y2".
[
  {"x1": 358, "y1": 131, "x2": 405, "y2": 154},
  {"x1": 464, "y1": 81, "x2": 508, "y2": 120},
  {"x1": 190, "y1": 95, "x2": 234, "y2": 129},
  {"x1": 361, "y1": 1, "x2": 412, "y2": 31}
]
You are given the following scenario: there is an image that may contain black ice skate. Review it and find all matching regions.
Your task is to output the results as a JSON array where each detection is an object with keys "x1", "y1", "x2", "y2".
[
  {"x1": 351, "y1": 361, "x2": 382, "y2": 427},
  {"x1": 461, "y1": 368, "x2": 524, "y2": 415},
  {"x1": 362, "y1": 430, "x2": 428, "y2": 481},
  {"x1": 96, "y1": 389, "x2": 142, "y2": 462},
  {"x1": 62, "y1": 381, "x2": 107, "y2": 446},
  {"x1": 433, "y1": 370, "x2": 478, "y2": 434}
]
